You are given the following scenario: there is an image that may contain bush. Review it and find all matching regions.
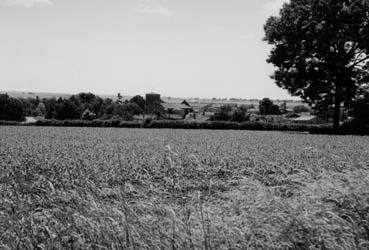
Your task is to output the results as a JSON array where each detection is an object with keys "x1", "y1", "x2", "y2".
[
  {"x1": 0, "y1": 120, "x2": 22, "y2": 126},
  {"x1": 293, "y1": 105, "x2": 311, "y2": 113},
  {"x1": 145, "y1": 120, "x2": 320, "y2": 132},
  {"x1": 81, "y1": 109, "x2": 97, "y2": 121},
  {"x1": 212, "y1": 105, "x2": 233, "y2": 121},
  {"x1": 231, "y1": 107, "x2": 249, "y2": 122},
  {"x1": 34, "y1": 119, "x2": 141, "y2": 128},
  {"x1": 309, "y1": 121, "x2": 369, "y2": 135},
  {"x1": 349, "y1": 96, "x2": 369, "y2": 125},
  {"x1": 7, "y1": 118, "x2": 369, "y2": 135}
]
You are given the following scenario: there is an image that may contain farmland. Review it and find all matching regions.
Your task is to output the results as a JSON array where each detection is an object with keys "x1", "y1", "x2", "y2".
[{"x1": 1, "y1": 127, "x2": 369, "y2": 249}]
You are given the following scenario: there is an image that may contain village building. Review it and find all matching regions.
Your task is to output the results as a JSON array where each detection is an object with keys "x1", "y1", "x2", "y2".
[{"x1": 162, "y1": 100, "x2": 193, "y2": 119}]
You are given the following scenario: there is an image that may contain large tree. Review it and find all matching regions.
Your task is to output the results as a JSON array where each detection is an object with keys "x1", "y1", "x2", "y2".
[
  {"x1": 0, "y1": 94, "x2": 25, "y2": 121},
  {"x1": 264, "y1": 0, "x2": 369, "y2": 129}
]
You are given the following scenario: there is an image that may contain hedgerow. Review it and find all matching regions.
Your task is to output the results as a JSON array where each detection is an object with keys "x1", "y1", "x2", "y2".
[{"x1": 2, "y1": 119, "x2": 369, "y2": 135}]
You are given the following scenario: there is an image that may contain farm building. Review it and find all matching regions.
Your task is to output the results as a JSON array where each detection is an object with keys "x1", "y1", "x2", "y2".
[
  {"x1": 162, "y1": 100, "x2": 193, "y2": 119},
  {"x1": 145, "y1": 93, "x2": 162, "y2": 105}
]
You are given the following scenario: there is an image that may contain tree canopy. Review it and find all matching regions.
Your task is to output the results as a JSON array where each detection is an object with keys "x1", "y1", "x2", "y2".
[
  {"x1": 0, "y1": 94, "x2": 25, "y2": 121},
  {"x1": 264, "y1": 0, "x2": 369, "y2": 128},
  {"x1": 259, "y1": 98, "x2": 281, "y2": 115}
]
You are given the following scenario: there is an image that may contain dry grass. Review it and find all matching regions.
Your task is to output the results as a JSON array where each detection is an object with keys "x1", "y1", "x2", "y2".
[{"x1": 1, "y1": 127, "x2": 369, "y2": 249}]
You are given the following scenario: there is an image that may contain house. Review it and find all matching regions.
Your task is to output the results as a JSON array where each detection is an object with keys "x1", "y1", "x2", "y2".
[{"x1": 162, "y1": 100, "x2": 194, "y2": 119}]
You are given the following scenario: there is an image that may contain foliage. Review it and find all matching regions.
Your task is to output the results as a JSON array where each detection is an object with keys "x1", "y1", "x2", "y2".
[
  {"x1": 293, "y1": 105, "x2": 311, "y2": 114},
  {"x1": 212, "y1": 105, "x2": 233, "y2": 121},
  {"x1": 259, "y1": 98, "x2": 281, "y2": 115},
  {"x1": 125, "y1": 103, "x2": 143, "y2": 116},
  {"x1": 145, "y1": 101, "x2": 165, "y2": 117},
  {"x1": 35, "y1": 102, "x2": 47, "y2": 116},
  {"x1": 231, "y1": 106, "x2": 249, "y2": 122},
  {"x1": 31, "y1": 93, "x2": 142, "y2": 122},
  {"x1": 259, "y1": 98, "x2": 274, "y2": 115},
  {"x1": 211, "y1": 106, "x2": 249, "y2": 122},
  {"x1": 349, "y1": 92, "x2": 369, "y2": 125},
  {"x1": 270, "y1": 104, "x2": 281, "y2": 115},
  {"x1": 81, "y1": 109, "x2": 97, "y2": 121},
  {"x1": 264, "y1": 0, "x2": 369, "y2": 129},
  {"x1": 0, "y1": 120, "x2": 22, "y2": 126},
  {"x1": 129, "y1": 95, "x2": 146, "y2": 111},
  {"x1": 113, "y1": 104, "x2": 134, "y2": 121},
  {"x1": 1, "y1": 127, "x2": 369, "y2": 249},
  {"x1": 146, "y1": 120, "x2": 327, "y2": 132},
  {"x1": 55, "y1": 99, "x2": 79, "y2": 120},
  {"x1": 34, "y1": 119, "x2": 142, "y2": 128},
  {"x1": 0, "y1": 94, "x2": 25, "y2": 121}
]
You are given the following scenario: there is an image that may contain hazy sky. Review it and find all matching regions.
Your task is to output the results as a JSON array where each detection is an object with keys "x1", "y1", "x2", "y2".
[{"x1": 0, "y1": 0, "x2": 293, "y2": 99}]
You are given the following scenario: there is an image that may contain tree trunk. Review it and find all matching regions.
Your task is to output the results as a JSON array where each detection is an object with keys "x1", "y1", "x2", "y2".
[{"x1": 333, "y1": 91, "x2": 341, "y2": 130}]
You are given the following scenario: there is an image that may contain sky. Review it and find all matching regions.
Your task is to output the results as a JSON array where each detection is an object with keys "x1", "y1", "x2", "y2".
[{"x1": 0, "y1": 0, "x2": 293, "y2": 99}]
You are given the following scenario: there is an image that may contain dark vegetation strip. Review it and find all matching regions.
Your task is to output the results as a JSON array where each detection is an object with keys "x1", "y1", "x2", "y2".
[
  {"x1": 3, "y1": 119, "x2": 368, "y2": 135},
  {"x1": 2, "y1": 119, "x2": 368, "y2": 135}
]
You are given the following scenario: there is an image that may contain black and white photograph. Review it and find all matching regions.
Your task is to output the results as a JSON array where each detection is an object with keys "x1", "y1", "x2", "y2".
[{"x1": 1, "y1": 0, "x2": 369, "y2": 249}]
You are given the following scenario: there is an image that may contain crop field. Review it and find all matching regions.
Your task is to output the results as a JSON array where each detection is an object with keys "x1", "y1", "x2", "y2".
[{"x1": 1, "y1": 126, "x2": 369, "y2": 249}]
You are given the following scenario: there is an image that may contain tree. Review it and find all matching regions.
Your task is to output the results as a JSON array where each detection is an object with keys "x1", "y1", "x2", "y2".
[
  {"x1": 349, "y1": 91, "x2": 369, "y2": 125},
  {"x1": 129, "y1": 95, "x2": 146, "y2": 111},
  {"x1": 113, "y1": 104, "x2": 134, "y2": 121},
  {"x1": 145, "y1": 101, "x2": 164, "y2": 118},
  {"x1": 270, "y1": 104, "x2": 281, "y2": 115},
  {"x1": 55, "y1": 100, "x2": 79, "y2": 120},
  {"x1": 264, "y1": 0, "x2": 369, "y2": 129},
  {"x1": 125, "y1": 103, "x2": 143, "y2": 116},
  {"x1": 213, "y1": 105, "x2": 232, "y2": 121},
  {"x1": 259, "y1": 98, "x2": 274, "y2": 115},
  {"x1": 0, "y1": 94, "x2": 25, "y2": 121},
  {"x1": 36, "y1": 102, "x2": 47, "y2": 116},
  {"x1": 81, "y1": 109, "x2": 96, "y2": 121},
  {"x1": 231, "y1": 106, "x2": 249, "y2": 122}
]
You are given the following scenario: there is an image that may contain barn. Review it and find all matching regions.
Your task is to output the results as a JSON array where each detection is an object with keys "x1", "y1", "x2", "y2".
[{"x1": 162, "y1": 101, "x2": 193, "y2": 119}]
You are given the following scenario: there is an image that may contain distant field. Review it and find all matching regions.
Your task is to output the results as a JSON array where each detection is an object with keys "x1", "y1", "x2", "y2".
[{"x1": 1, "y1": 127, "x2": 369, "y2": 249}]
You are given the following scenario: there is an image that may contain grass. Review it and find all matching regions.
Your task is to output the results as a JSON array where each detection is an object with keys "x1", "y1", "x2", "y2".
[{"x1": 1, "y1": 126, "x2": 369, "y2": 249}]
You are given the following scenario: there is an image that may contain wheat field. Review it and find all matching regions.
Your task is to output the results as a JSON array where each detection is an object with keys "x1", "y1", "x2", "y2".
[{"x1": 1, "y1": 126, "x2": 369, "y2": 249}]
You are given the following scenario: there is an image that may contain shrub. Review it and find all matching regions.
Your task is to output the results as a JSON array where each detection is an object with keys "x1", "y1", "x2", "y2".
[
  {"x1": 212, "y1": 105, "x2": 233, "y2": 121},
  {"x1": 231, "y1": 107, "x2": 249, "y2": 122},
  {"x1": 309, "y1": 122, "x2": 369, "y2": 135},
  {"x1": 293, "y1": 105, "x2": 311, "y2": 113},
  {"x1": 0, "y1": 120, "x2": 22, "y2": 126},
  {"x1": 349, "y1": 96, "x2": 369, "y2": 126},
  {"x1": 9, "y1": 118, "x2": 369, "y2": 135},
  {"x1": 81, "y1": 109, "x2": 97, "y2": 121}
]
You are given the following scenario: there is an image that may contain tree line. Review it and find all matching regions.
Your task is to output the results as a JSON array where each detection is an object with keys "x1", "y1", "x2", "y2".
[
  {"x1": 0, "y1": 93, "x2": 147, "y2": 122},
  {"x1": 1, "y1": 92, "x2": 368, "y2": 129}
]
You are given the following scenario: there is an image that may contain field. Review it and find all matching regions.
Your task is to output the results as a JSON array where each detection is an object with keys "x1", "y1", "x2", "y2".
[{"x1": 1, "y1": 127, "x2": 369, "y2": 249}]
